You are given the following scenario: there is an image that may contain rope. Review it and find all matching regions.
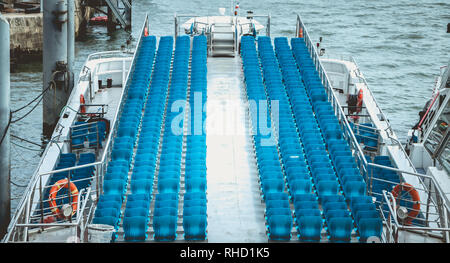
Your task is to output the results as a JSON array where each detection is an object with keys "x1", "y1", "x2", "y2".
[
  {"x1": 11, "y1": 94, "x2": 44, "y2": 124},
  {"x1": 11, "y1": 141, "x2": 42, "y2": 152},
  {"x1": 10, "y1": 180, "x2": 28, "y2": 188},
  {"x1": 11, "y1": 134, "x2": 43, "y2": 148},
  {"x1": 11, "y1": 86, "x2": 51, "y2": 114}
]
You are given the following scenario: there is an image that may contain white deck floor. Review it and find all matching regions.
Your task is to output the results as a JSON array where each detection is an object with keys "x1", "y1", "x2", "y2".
[{"x1": 206, "y1": 57, "x2": 268, "y2": 242}]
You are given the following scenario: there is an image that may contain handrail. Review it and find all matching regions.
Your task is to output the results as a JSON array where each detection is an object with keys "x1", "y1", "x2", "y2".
[
  {"x1": 87, "y1": 50, "x2": 134, "y2": 62},
  {"x1": 349, "y1": 56, "x2": 395, "y2": 136},
  {"x1": 295, "y1": 14, "x2": 368, "y2": 167},
  {"x1": 381, "y1": 190, "x2": 450, "y2": 242},
  {"x1": 422, "y1": 64, "x2": 450, "y2": 143},
  {"x1": 3, "y1": 14, "x2": 150, "y2": 243}
]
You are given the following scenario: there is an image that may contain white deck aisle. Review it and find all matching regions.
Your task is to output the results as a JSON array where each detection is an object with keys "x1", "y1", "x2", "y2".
[{"x1": 205, "y1": 57, "x2": 268, "y2": 242}]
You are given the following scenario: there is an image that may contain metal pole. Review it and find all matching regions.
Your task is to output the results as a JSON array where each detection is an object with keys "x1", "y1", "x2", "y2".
[
  {"x1": 67, "y1": 0, "x2": 75, "y2": 92},
  {"x1": 107, "y1": 4, "x2": 115, "y2": 33},
  {"x1": 42, "y1": 0, "x2": 69, "y2": 138},
  {"x1": 125, "y1": 0, "x2": 132, "y2": 31},
  {"x1": 0, "y1": 14, "x2": 11, "y2": 239}
]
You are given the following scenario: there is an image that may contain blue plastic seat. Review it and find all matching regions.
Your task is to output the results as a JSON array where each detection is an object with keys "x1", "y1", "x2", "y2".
[
  {"x1": 294, "y1": 201, "x2": 319, "y2": 212},
  {"x1": 292, "y1": 193, "x2": 317, "y2": 203},
  {"x1": 123, "y1": 216, "x2": 148, "y2": 242},
  {"x1": 266, "y1": 208, "x2": 292, "y2": 219},
  {"x1": 327, "y1": 217, "x2": 353, "y2": 241},
  {"x1": 158, "y1": 179, "x2": 180, "y2": 194},
  {"x1": 267, "y1": 215, "x2": 292, "y2": 241},
  {"x1": 185, "y1": 178, "x2": 206, "y2": 193},
  {"x1": 183, "y1": 215, "x2": 207, "y2": 240},
  {"x1": 183, "y1": 206, "x2": 207, "y2": 216},
  {"x1": 295, "y1": 208, "x2": 321, "y2": 218},
  {"x1": 103, "y1": 179, "x2": 126, "y2": 196},
  {"x1": 323, "y1": 202, "x2": 348, "y2": 215},
  {"x1": 264, "y1": 192, "x2": 289, "y2": 201},
  {"x1": 343, "y1": 181, "x2": 366, "y2": 197},
  {"x1": 266, "y1": 199, "x2": 290, "y2": 211},
  {"x1": 154, "y1": 206, "x2": 178, "y2": 217},
  {"x1": 289, "y1": 179, "x2": 312, "y2": 195},
  {"x1": 262, "y1": 179, "x2": 285, "y2": 195},
  {"x1": 297, "y1": 216, "x2": 323, "y2": 241},
  {"x1": 131, "y1": 179, "x2": 153, "y2": 195},
  {"x1": 184, "y1": 199, "x2": 206, "y2": 208},
  {"x1": 321, "y1": 195, "x2": 345, "y2": 206},
  {"x1": 127, "y1": 193, "x2": 151, "y2": 202},
  {"x1": 358, "y1": 218, "x2": 383, "y2": 242},
  {"x1": 324, "y1": 209, "x2": 351, "y2": 222},
  {"x1": 317, "y1": 180, "x2": 339, "y2": 196},
  {"x1": 184, "y1": 192, "x2": 207, "y2": 201},
  {"x1": 153, "y1": 215, "x2": 177, "y2": 241}
]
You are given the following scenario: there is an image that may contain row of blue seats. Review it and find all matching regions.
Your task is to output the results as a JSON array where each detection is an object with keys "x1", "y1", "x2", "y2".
[
  {"x1": 276, "y1": 37, "x2": 363, "y2": 241},
  {"x1": 122, "y1": 36, "x2": 174, "y2": 242},
  {"x1": 71, "y1": 121, "x2": 107, "y2": 149},
  {"x1": 367, "y1": 156, "x2": 402, "y2": 214},
  {"x1": 151, "y1": 35, "x2": 191, "y2": 242},
  {"x1": 350, "y1": 122, "x2": 379, "y2": 150},
  {"x1": 93, "y1": 35, "x2": 158, "y2": 238},
  {"x1": 259, "y1": 36, "x2": 336, "y2": 241},
  {"x1": 259, "y1": 36, "x2": 368, "y2": 242},
  {"x1": 290, "y1": 37, "x2": 382, "y2": 241},
  {"x1": 182, "y1": 35, "x2": 208, "y2": 241},
  {"x1": 241, "y1": 36, "x2": 293, "y2": 241}
]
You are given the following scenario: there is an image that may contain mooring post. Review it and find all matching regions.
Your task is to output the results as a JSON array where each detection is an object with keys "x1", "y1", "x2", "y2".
[
  {"x1": 0, "y1": 14, "x2": 11, "y2": 239},
  {"x1": 42, "y1": 0, "x2": 70, "y2": 138}
]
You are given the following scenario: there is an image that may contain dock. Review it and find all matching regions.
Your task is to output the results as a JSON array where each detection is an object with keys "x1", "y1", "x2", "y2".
[{"x1": 1, "y1": 0, "x2": 94, "y2": 60}]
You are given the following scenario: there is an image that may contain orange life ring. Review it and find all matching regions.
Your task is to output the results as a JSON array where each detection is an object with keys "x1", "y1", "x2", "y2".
[
  {"x1": 48, "y1": 179, "x2": 79, "y2": 219},
  {"x1": 298, "y1": 28, "x2": 304, "y2": 38},
  {"x1": 80, "y1": 94, "x2": 86, "y2": 114},
  {"x1": 391, "y1": 182, "x2": 420, "y2": 225},
  {"x1": 144, "y1": 27, "x2": 149, "y2": 37}
]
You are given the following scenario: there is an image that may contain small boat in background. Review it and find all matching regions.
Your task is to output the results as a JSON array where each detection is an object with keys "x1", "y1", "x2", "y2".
[{"x1": 90, "y1": 15, "x2": 108, "y2": 26}]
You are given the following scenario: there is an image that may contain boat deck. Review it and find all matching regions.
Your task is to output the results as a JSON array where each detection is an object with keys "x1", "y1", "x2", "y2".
[{"x1": 5, "y1": 14, "x2": 449, "y2": 245}]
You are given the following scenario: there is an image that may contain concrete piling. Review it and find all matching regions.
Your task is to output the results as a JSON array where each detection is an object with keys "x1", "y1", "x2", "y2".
[
  {"x1": 0, "y1": 13, "x2": 11, "y2": 239},
  {"x1": 42, "y1": 0, "x2": 71, "y2": 138}
]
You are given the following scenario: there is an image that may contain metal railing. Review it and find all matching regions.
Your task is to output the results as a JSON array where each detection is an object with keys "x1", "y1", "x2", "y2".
[
  {"x1": 174, "y1": 13, "x2": 270, "y2": 41},
  {"x1": 381, "y1": 190, "x2": 450, "y2": 242},
  {"x1": 295, "y1": 13, "x2": 450, "y2": 242},
  {"x1": 69, "y1": 121, "x2": 104, "y2": 152},
  {"x1": 87, "y1": 50, "x2": 134, "y2": 62},
  {"x1": 175, "y1": 14, "x2": 205, "y2": 39},
  {"x1": 2, "y1": 14, "x2": 150, "y2": 243}
]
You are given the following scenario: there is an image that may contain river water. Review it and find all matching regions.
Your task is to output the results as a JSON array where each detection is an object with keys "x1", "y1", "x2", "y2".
[{"x1": 9, "y1": 0, "x2": 449, "y2": 213}]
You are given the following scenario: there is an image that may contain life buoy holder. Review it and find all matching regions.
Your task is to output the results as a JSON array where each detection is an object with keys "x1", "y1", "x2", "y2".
[
  {"x1": 48, "y1": 179, "x2": 79, "y2": 219},
  {"x1": 391, "y1": 182, "x2": 420, "y2": 225},
  {"x1": 80, "y1": 94, "x2": 86, "y2": 114}
]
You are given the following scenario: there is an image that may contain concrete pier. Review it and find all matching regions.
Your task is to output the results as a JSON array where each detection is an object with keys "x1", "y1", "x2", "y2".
[
  {"x1": 0, "y1": 13, "x2": 11, "y2": 239},
  {"x1": 1, "y1": 0, "x2": 94, "y2": 59}
]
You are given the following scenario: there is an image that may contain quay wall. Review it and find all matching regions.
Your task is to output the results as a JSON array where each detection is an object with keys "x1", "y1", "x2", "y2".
[{"x1": 1, "y1": 0, "x2": 94, "y2": 58}]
